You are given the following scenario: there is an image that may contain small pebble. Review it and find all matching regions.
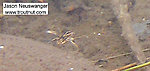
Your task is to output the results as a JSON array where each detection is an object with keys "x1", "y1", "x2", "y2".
[
  {"x1": 100, "y1": 11, "x2": 104, "y2": 14},
  {"x1": 97, "y1": 33, "x2": 101, "y2": 36},
  {"x1": 108, "y1": 21, "x2": 112, "y2": 24},
  {"x1": 67, "y1": 62, "x2": 72, "y2": 65},
  {"x1": 46, "y1": 30, "x2": 51, "y2": 34},
  {"x1": 93, "y1": 32, "x2": 96, "y2": 34},
  {"x1": 68, "y1": 68, "x2": 74, "y2": 71},
  {"x1": 142, "y1": 17, "x2": 146, "y2": 21},
  {"x1": 86, "y1": 36, "x2": 89, "y2": 38},
  {"x1": 46, "y1": 30, "x2": 57, "y2": 35},
  {"x1": 0, "y1": 45, "x2": 4, "y2": 49}
]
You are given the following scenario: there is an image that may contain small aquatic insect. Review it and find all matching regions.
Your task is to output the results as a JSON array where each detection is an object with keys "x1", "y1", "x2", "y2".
[{"x1": 52, "y1": 31, "x2": 79, "y2": 50}]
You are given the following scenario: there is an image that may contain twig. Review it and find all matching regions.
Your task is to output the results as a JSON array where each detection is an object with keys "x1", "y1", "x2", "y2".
[
  {"x1": 143, "y1": 48, "x2": 150, "y2": 52},
  {"x1": 112, "y1": 62, "x2": 137, "y2": 71},
  {"x1": 105, "y1": 48, "x2": 150, "y2": 60},
  {"x1": 123, "y1": 61, "x2": 150, "y2": 71},
  {"x1": 93, "y1": 48, "x2": 150, "y2": 67},
  {"x1": 106, "y1": 52, "x2": 132, "y2": 60}
]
